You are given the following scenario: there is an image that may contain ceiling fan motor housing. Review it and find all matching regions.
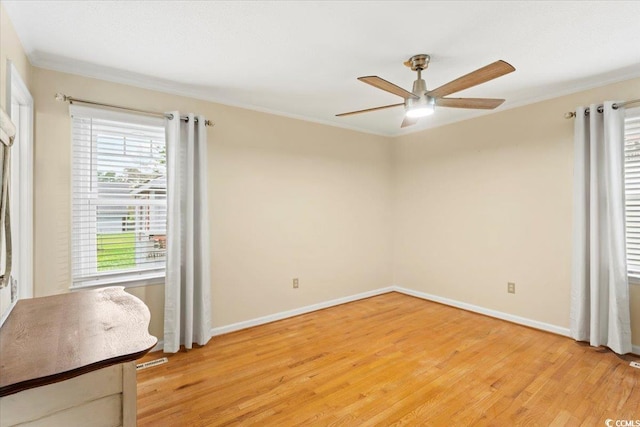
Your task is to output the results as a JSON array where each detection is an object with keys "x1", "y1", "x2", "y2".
[{"x1": 412, "y1": 78, "x2": 427, "y2": 95}]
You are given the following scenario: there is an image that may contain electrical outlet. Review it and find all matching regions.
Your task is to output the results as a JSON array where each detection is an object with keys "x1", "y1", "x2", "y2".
[
  {"x1": 631, "y1": 361, "x2": 640, "y2": 369},
  {"x1": 507, "y1": 282, "x2": 515, "y2": 294},
  {"x1": 293, "y1": 278, "x2": 299, "y2": 289}
]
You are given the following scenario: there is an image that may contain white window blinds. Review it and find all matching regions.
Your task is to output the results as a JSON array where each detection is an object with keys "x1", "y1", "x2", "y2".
[
  {"x1": 71, "y1": 105, "x2": 167, "y2": 288},
  {"x1": 624, "y1": 109, "x2": 640, "y2": 279}
]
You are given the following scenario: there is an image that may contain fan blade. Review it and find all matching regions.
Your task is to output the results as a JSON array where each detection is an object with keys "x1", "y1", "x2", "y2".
[
  {"x1": 358, "y1": 76, "x2": 419, "y2": 100},
  {"x1": 401, "y1": 116, "x2": 418, "y2": 128},
  {"x1": 436, "y1": 98, "x2": 505, "y2": 110},
  {"x1": 427, "y1": 60, "x2": 515, "y2": 98},
  {"x1": 336, "y1": 103, "x2": 404, "y2": 117}
]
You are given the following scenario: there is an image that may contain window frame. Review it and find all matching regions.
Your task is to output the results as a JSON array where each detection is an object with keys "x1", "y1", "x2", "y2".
[
  {"x1": 69, "y1": 105, "x2": 167, "y2": 290},
  {"x1": 624, "y1": 106, "x2": 640, "y2": 285}
]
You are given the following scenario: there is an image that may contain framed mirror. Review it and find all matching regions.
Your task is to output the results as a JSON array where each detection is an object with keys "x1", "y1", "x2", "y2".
[{"x1": 0, "y1": 107, "x2": 16, "y2": 325}]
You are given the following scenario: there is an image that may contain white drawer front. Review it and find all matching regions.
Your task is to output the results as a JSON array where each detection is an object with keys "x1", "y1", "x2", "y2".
[{"x1": 0, "y1": 364, "x2": 123, "y2": 426}]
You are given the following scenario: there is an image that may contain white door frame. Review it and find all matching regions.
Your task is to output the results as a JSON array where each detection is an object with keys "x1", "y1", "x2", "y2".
[{"x1": 7, "y1": 60, "x2": 34, "y2": 300}]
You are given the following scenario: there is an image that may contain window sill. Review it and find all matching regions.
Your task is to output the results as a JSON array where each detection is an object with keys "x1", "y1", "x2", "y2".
[{"x1": 70, "y1": 272, "x2": 165, "y2": 291}]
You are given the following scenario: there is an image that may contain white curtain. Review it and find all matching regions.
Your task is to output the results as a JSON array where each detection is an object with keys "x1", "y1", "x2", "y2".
[
  {"x1": 164, "y1": 112, "x2": 211, "y2": 353},
  {"x1": 570, "y1": 101, "x2": 632, "y2": 355}
]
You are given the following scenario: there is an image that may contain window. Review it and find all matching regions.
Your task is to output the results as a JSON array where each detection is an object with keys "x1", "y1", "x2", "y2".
[
  {"x1": 71, "y1": 106, "x2": 166, "y2": 288},
  {"x1": 624, "y1": 107, "x2": 640, "y2": 282}
]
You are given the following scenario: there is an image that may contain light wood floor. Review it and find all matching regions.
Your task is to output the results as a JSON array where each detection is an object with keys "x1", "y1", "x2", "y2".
[{"x1": 137, "y1": 292, "x2": 640, "y2": 426}]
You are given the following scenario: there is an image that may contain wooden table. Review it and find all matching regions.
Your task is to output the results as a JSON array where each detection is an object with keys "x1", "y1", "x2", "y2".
[{"x1": 0, "y1": 287, "x2": 157, "y2": 426}]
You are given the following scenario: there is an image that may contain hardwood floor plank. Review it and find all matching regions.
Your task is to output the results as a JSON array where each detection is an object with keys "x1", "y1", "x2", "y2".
[{"x1": 137, "y1": 292, "x2": 640, "y2": 426}]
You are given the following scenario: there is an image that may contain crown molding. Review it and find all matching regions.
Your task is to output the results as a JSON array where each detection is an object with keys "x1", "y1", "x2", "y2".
[
  {"x1": 30, "y1": 52, "x2": 393, "y2": 137},
  {"x1": 30, "y1": 52, "x2": 640, "y2": 139}
]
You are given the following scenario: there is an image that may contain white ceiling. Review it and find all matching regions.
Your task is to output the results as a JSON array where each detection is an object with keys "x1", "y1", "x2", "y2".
[{"x1": 4, "y1": 1, "x2": 640, "y2": 136}]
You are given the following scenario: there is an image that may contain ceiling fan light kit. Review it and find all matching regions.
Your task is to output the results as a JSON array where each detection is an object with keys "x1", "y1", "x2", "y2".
[
  {"x1": 405, "y1": 98, "x2": 435, "y2": 118},
  {"x1": 337, "y1": 54, "x2": 515, "y2": 128}
]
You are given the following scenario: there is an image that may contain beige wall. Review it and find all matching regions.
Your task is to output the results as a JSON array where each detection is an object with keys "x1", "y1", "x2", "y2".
[
  {"x1": 393, "y1": 77, "x2": 640, "y2": 347},
  {"x1": 32, "y1": 68, "x2": 394, "y2": 338},
  {"x1": 28, "y1": 65, "x2": 640, "y2": 348}
]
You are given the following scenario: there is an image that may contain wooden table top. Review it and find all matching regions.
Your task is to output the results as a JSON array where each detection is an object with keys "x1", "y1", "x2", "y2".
[{"x1": 0, "y1": 287, "x2": 157, "y2": 397}]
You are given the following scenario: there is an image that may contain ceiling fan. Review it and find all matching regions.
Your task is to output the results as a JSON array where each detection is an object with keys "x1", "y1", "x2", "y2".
[{"x1": 337, "y1": 54, "x2": 515, "y2": 128}]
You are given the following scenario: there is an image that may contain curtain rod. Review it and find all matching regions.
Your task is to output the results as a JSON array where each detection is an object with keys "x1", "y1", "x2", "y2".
[
  {"x1": 564, "y1": 98, "x2": 640, "y2": 119},
  {"x1": 54, "y1": 93, "x2": 214, "y2": 127}
]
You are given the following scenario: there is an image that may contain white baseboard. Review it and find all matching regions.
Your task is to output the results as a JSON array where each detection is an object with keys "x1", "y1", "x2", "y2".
[
  {"x1": 392, "y1": 287, "x2": 640, "y2": 354},
  {"x1": 150, "y1": 285, "x2": 640, "y2": 356},
  {"x1": 393, "y1": 286, "x2": 571, "y2": 337},
  {"x1": 149, "y1": 289, "x2": 394, "y2": 354},
  {"x1": 210, "y1": 287, "x2": 395, "y2": 337}
]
